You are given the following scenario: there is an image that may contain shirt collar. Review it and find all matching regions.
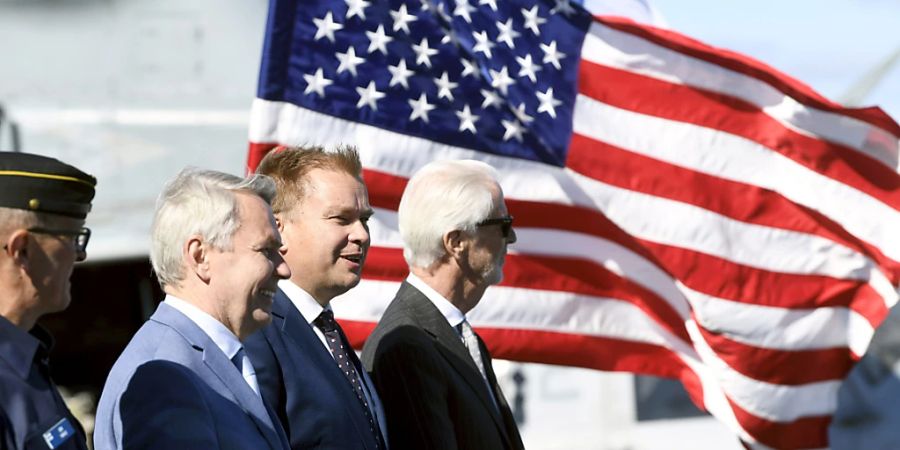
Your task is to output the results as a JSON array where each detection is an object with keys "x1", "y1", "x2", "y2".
[
  {"x1": 0, "y1": 314, "x2": 50, "y2": 379},
  {"x1": 164, "y1": 295, "x2": 243, "y2": 360},
  {"x1": 279, "y1": 279, "x2": 331, "y2": 325},
  {"x1": 406, "y1": 273, "x2": 466, "y2": 328}
]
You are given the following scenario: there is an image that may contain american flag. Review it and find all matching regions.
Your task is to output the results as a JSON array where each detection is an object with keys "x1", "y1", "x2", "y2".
[{"x1": 247, "y1": 0, "x2": 900, "y2": 448}]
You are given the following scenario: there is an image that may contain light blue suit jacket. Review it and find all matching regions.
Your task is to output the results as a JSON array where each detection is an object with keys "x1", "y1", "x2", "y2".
[{"x1": 93, "y1": 302, "x2": 289, "y2": 450}]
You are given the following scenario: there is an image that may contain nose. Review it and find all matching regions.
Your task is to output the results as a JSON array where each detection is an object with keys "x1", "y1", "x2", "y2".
[
  {"x1": 350, "y1": 219, "x2": 371, "y2": 246},
  {"x1": 75, "y1": 249, "x2": 87, "y2": 262},
  {"x1": 275, "y1": 246, "x2": 291, "y2": 280}
]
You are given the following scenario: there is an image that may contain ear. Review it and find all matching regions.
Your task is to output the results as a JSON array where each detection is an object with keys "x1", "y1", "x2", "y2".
[
  {"x1": 442, "y1": 229, "x2": 467, "y2": 261},
  {"x1": 185, "y1": 236, "x2": 212, "y2": 283},
  {"x1": 4, "y1": 229, "x2": 30, "y2": 268}
]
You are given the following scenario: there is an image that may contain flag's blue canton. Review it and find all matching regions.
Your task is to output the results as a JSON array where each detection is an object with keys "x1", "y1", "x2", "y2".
[{"x1": 257, "y1": 0, "x2": 591, "y2": 167}]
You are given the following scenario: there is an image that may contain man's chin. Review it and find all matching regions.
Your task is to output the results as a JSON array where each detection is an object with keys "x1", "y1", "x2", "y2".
[{"x1": 250, "y1": 309, "x2": 273, "y2": 328}]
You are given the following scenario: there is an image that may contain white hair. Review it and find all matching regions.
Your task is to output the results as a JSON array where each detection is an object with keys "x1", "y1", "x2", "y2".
[
  {"x1": 398, "y1": 159, "x2": 500, "y2": 269},
  {"x1": 150, "y1": 168, "x2": 276, "y2": 288}
]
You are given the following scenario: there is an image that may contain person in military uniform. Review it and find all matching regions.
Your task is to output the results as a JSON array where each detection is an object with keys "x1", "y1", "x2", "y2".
[{"x1": 0, "y1": 152, "x2": 95, "y2": 450}]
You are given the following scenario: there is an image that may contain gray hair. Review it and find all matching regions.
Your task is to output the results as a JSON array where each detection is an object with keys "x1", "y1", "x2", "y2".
[
  {"x1": 150, "y1": 167, "x2": 276, "y2": 289},
  {"x1": 0, "y1": 207, "x2": 40, "y2": 234},
  {"x1": 0, "y1": 207, "x2": 72, "y2": 235},
  {"x1": 398, "y1": 160, "x2": 500, "y2": 269}
]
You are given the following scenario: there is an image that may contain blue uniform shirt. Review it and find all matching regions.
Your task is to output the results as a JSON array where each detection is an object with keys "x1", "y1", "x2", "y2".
[{"x1": 0, "y1": 316, "x2": 87, "y2": 450}]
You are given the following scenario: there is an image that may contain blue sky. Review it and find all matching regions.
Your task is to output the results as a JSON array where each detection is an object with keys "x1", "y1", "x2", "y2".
[{"x1": 647, "y1": 0, "x2": 900, "y2": 122}]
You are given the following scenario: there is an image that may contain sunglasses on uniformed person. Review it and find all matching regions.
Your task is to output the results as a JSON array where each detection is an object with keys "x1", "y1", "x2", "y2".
[
  {"x1": 2, "y1": 227, "x2": 92, "y2": 262},
  {"x1": 476, "y1": 216, "x2": 514, "y2": 239}
]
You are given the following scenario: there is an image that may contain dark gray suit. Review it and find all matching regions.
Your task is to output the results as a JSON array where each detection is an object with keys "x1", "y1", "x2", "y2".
[{"x1": 361, "y1": 282, "x2": 524, "y2": 450}]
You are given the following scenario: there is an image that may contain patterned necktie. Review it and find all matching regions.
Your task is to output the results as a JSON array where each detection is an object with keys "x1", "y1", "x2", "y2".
[
  {"x1": 458, "y1": 319, "x2": 499, "y2": 411},
  {"x1": 232, "y1": 347, "x2": 261, "y2": 397},
  {"x1": 314, "y1": 310, "x2": 383, "y2": 449},
  {"x1": 458, "y1": 320, "x2": 488, "y2": 379}
]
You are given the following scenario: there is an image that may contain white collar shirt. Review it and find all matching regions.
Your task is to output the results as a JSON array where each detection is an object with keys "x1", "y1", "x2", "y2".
[
  {"x1": 278, "y1": 279, "x2": 332, "y2": 350},
  {"x1": 406, "y1": 273, "x2": 467, "y2": 328}
]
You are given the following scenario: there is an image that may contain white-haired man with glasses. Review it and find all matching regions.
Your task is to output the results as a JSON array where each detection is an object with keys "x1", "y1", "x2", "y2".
[
  {"x1": 361, "y1": 159, "x2": 524, "y2": 450},
  {"x1": 0, "y1": 151, "x2": 96, "y2": 450}
]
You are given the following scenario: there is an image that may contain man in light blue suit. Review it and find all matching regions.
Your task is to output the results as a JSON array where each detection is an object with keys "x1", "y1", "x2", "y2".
[
  {"x1": 244, "y1": 146, "x2": 387, "y2": 450},
  {"x1": 94, "y1": 168, "x2": 292, "y2": 450}
]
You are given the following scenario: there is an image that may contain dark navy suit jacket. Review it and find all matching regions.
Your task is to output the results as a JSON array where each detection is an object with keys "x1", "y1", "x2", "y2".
[
  {"x1": 93, "y1": 303, "x2": 289, "y2": 450},
  {"x1": 245, "y1": 289, "x2": 386, "y2": 450}
]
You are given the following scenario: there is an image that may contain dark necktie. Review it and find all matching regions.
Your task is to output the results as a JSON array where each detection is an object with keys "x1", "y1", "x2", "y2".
[{"x1": 314, "y1": 310, "x2": 383, "y2": 449}]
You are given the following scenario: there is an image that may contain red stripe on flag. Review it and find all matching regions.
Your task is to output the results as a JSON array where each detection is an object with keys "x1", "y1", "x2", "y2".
[
  {"x1": 568, "y1": 130, "x2": 900, "y2": 285},
  {"x1": 726, "y1": 395, "x2": 831, "y2": 450},
  {"x1": 341, "y1": 317, "x2": 693, "y2": 379},
  {"x1": 247, "y1": 142, "x2": 278, "y2": 174},
  {"x1": 696, "y1": 325, "x2": 855, "y2": 386},
  {"x1": 362, "y1": 247, "x2": 690, "y2": 340},
  {"x1": 362, "y1": 168, "x2": 664, "y2": 264},
  {"x1": 595, "y1": 17, "x2": 900, "y2": 137},
  {"x1": 641, "y1": 241, "x2": 891, "y2": 324},
  {"x1": 576, "y1": 60, "x2": 900, "y2": 209}
]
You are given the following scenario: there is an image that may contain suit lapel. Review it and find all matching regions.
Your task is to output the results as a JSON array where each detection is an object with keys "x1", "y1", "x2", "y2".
[
  {"x1": 273, "y1": 290, "x2": 378, "y2": 450},
  {"x1": 397, "y1": 283, "x2": 512, "y2": 444},
  {"x1": 152, "y1": 303, "x2": 287, "y2": 450}
]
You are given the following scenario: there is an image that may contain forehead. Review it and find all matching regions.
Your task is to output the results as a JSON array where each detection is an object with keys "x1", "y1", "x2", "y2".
[
  {"x1": 487, "y1": 183, "x2": 506, "y2": 213},
  {"x1": 303, "y1": 168, "x2": 369, "y2": 206},
  {"x1": 235, "y1": 192, "x2": 279, "y2": 240}
]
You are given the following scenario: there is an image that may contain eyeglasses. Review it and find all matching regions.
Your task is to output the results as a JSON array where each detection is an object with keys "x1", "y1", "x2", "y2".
[
  {"x1": 26, "y1": 227, "x2": 91, "y2": 262},
  {"x1": 476, "y1": 216, "x2": 514, "y2": 239}
]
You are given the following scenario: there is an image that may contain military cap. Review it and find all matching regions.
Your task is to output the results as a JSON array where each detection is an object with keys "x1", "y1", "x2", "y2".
[{"x1": 0, "y1": 152, "x2": 96, "y2": 219}]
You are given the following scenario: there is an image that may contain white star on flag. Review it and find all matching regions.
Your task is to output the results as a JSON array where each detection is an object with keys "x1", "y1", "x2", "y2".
[
  {"x1": 472, "y1": 30, "x2": 494, "y2": 59},
  {"x1": 461, "y1": 59, "x2": 478, "y2": 78},
  {"x1": 335, "y1": 46, "x2": 365, "y2": 76},
  {"x1": 365, "y1": 25, "x2": 393, "y2": 55},
  {"x1": 536, "y1": 87, "x2": 562, "y2": 118},
  {"x1": 480, "y1": 88, "x2": 501, "y2": 109},
  {"x1": 390, "y1": 4, "x2": 417, "y2": 34},
  {"x1": 345, "y1": 0, "x2": 370, "y2": 20},
  {"x1": 551, "y1": 0, "x2": 576, "y2": 16},
  {"x1": 453, "y1": 0, "x2": 475, "y2": 23},
  {"x1": 489, "y1": 66, "x2": 514, "y2": 95},
  {"x1": 356, "y1": 81, "x2": 385, "y2": 110},
  {"x1": 412, "y1": 38, "x2": 439, "y2": 68},
  {"x1": 540, "y1": 40, "x2": 565, "y2": 69},
  {"x1": 496, "y1": 18, "x2": 520, "y2": 49},
  {"x1": 408, "y1": 93, "x2": 435, "y2": 122},
  {"x1": 455, "y1": 104, "x2": 479, "y2": 133},
  {"x1": 313, "y1": 11, "x2": 343, "y2": 43},
  {"x1": 516, "y1": 53, "x2": 541, "y2": 82},
  {"x1": 522, "y1": 6, "x2": 546, "y2": 36},
  {"x1": 479, "y1": 0, "x2": 498, "y2": 12},
  {"x1": 513, "y1": 103, "x2": 534, "y2": 124},
  {"x1": 387, "y1": 58, "x2": 415, "y2": 88},
  {"x1": 302, "y1": 68, "x2": 332, "y2": 97},
  {"x1": 501, "y1": 118, "x2": 524, "y2": 141},
  {"x1": 435, "y1": 72, "x2": 459, "y2": 101}
]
